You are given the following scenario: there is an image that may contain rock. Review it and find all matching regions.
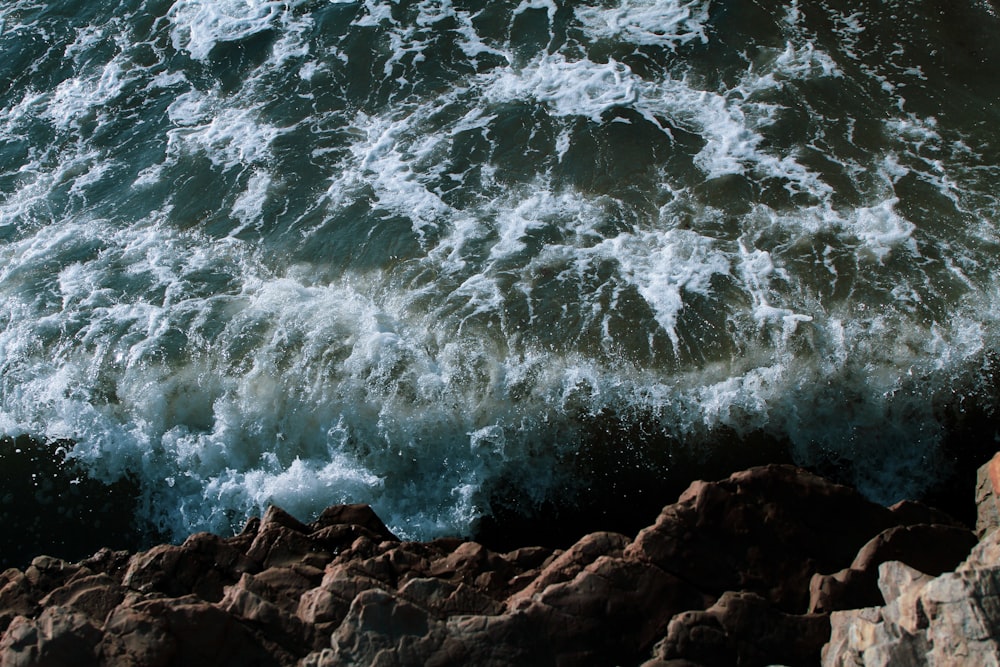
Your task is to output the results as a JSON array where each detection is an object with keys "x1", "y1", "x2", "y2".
[
  {"x1": 0, "y1": 570, "x2": 39, "y2": 633},
  {"x1": 976, "y1": 451, "x2": 1000, "y2": 538},
  {"x1": 0, "y1": 465, "x2": 981, "y2": 667},
  {"x1": 507, "y1": 531, "x2": 629, "y2": 610},
  {"x1": 0, "y1": 606, "x2": 102, "y2": 667},
  {"x1": 626, "y1": 465, "x2": 916, "y2": 611},
  {"x1": 808, "y1": 523, "x2": 977, "y2": 613},
  {"x1": 101, "y1": 596, "x2": 280, "y2": 667},
  {"x1": 653, "y1": 591, "x2": 829, "y2": 667},
  {"x1": 398, "y1": 577, "x2": 503, "y2": 617},
  {"x1": 327, "y1": 588, "x2": 444, "y2": 665},
  {"x1": 518, "y1": 555, "x2": 709, "y2": 664},
  {"x1": 38, "y1": 573, "x2": 125, "y2": 623},
  {"x1": 309, "y1": 504, "x2": 399, "y2": 542},
  {"x1": 822, "y1": 557, "x2": 1000, "y2": 666},
  {"x1": 123, "y1": 531, "x2": 257, "y2": 602}
]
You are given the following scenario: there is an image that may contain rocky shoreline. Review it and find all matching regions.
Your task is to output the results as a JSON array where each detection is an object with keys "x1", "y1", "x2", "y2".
[{"x1": 3, "y1": 459, "x2": 1000, "y2": 666}]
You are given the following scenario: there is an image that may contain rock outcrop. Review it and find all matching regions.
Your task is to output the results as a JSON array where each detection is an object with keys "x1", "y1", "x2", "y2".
[
  {"x1": 823, "y1": 453, "x2": 1000, "y2": 666},
  {"x1": 0, "y1": 464, "x2": 983, "y2": 666}
]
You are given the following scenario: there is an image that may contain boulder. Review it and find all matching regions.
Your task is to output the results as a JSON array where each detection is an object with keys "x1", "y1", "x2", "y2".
[
  {"x1": 808, "y1": 523, "x2": 977, "y2": 613},
  {"x1": 976, "y1": 451, "x2": 1000, "y2": 538},
  {"x1": 652, "y1": 591, "x2": 829, "y2": 667},
  {"x1": 626, "y1": 465, "x2": 920, "y2": 611}
]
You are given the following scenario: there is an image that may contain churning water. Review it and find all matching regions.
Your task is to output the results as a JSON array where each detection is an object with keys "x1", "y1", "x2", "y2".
[{"x1": 1, "y1": 0, "x2": 999, "y2": 541}]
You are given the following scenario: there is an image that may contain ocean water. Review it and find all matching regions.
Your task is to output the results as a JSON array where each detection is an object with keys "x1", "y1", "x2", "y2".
[{"x1": 1, "y1": 0, "x2": 999, "y2": 543}]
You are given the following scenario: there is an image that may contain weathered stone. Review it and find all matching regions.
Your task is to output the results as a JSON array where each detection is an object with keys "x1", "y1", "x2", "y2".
[
  {"x1": 309, "y1": 504, "x2": 399, "y2": 542},
  {"x1": 809, "y1": 523, "x2": 977, "y2": 613},
  {"x1": 0, "y1": 606, "x2": 102, "y2": 667},
  {"x1": 247, "y1": 523, "x2": 332, "y2": 570},
  {"x1": 218, "y1": 574, "x2": 314, "y2": 658},
  {"x1": 327, "y1": 588, "x2": 444, "y2": 665},
  {"x1": 654, "y1": 591, "x2": 829, "y2": 667},
  {"x1": 960, "y1": 521, "x2": 1000, "y2": 571},
  {"x1": 123, "y1": 531, "x2": 256, "y2": 601},
  {"x1": 626, "y1": 465, "x2": 911, "y2": 611},
  {"x1": 39, "y1": 573, "x2": 125, "y2": 623},
  {"x1": 79, "y1": 548, "x2": 132, "y2": 581},
  {"x1": 518, "y1": 555, "x2": 708, "y2": 664},
  {"x1": 101, "y1": 596, "x2": 278, "y2": 667},
  {"x1": 507, "y1": 531, "x2": 630, "y2": 610},
  {"x1": 822, "y1": 559, "x2": 1000, "y2": 666},
  {"x1": 398, "y1": 577, "x2": 503, "y2": 617},
  {"x1": 0, "y1": 569, "x2": 39, "y2": 633},
  {"x1": 2, "y1": 462, "x2": 983, "y2": 667},
  {"x1": 976, "y1": 451, "x2": 1000, "y2": 538},
  {"x1": 23, "y1": 556, "x2": 85, "y2": 593},
  {"x1": 877, "y1": 560, "x2": 934, "y2": 635}
]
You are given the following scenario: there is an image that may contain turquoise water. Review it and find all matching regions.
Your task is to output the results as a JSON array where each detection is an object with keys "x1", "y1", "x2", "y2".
[{"x1": 1, "y1": 0, "x2": 999, "y2": 541}]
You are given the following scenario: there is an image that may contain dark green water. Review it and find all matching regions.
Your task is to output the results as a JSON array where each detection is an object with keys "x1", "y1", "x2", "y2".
[{"x1": 1, "y1": 0, "x2": 999, "y2": 543}]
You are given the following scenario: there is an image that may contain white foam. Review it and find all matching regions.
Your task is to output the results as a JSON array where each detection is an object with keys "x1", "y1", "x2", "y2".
[
  {"x1": 167, "y1": 0, "x2": 297, "y2": 62},
  {"x1": 164, "y1": 91, "x2": 286, "y2": 170},
  {"x1": 575, "y1": 0, "x2": 709, "y2": 49},
  {"x1": 230, "y1": 171, "x2": 273, "y2": 235},
  {"x1": 601, "y1": 230, "x2": 731, "y2": 351},
  {"x1": 484, "y1": 54, "x2": 642, "y2": 123}
]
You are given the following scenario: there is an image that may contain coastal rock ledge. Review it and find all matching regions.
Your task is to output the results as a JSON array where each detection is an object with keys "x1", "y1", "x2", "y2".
[{"x1": 1, "y1": 461, "x2": 995, "y2": 667}]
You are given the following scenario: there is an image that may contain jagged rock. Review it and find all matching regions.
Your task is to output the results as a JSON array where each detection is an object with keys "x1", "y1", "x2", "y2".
[
  {"x1": 100, "y1": 596, "x2": 279, "y2": 667},
  {"x1": 822, "y1": 556, "x2": 1000, "y2": 666},
  {"x1": 652, "y1": 590, "x2": 829, "y2": 667},
  {"x1": 122, "y1": 531, "x2": 257, "y2": 601},
  {"x1": 0, "y1": 569, "x2": 40, "y2": 633},
  {"x1": 38, "y1": 573, "x2": 125, "y2": 624},
  {"x1": 506, "y1": 531, "x2": 629, "y2": 609},
  {"x1": 23, "y1": 556, "x2": 86, "y2": 592},
  {"x1": 625, "y1": 465, "x2": 920, "y2": 611},
  {"x1": 809, "y1": 523, "x2": 977, "y2": 613},
  {"x1": 976, "y1": 451, "x2": 1000, "y2": 538},
  {"x1": 0, "y1": 467, "x2": 984, "y2": 667},
  {"x1": 515, "y1": 555, "x2": 709, "y2": 664},
  {"x1": 326, "y1": 588, "x2": 444, "y2": 665},
  {"x1": 309, "y1": 504, "x2": 399, "y2": 542},
  {"x1": 0, "y1": 605, "x2": 102, "y2": 667}
]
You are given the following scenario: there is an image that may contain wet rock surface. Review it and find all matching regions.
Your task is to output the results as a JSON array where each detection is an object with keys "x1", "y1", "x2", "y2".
[{"x1": 0, "y1": 464, "x2": 988, "y2": 666}]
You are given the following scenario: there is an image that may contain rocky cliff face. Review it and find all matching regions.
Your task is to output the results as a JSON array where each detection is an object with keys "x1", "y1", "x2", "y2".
[{"x1": 0, "y1": 463, "x2": 988, "y2": 666}]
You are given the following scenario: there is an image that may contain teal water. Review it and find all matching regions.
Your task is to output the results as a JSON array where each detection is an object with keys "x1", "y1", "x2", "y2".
[{"x1": 1, "y1": 0, "x2": 999, "y2": 541}]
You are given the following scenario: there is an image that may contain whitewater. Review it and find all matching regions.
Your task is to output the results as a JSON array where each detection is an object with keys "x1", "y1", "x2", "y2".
[{"x1": 1, "y1": 0, "x2": 999, "y2": 541}]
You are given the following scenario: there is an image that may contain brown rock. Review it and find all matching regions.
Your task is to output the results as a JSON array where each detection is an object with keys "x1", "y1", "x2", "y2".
[
  {"x1": 809, "y1": 523, "x2": 977, "y2": 613},
  {"x1": 507, "y1": 531, "x2": 629, "y2": 609},
  {"x1": 0, "y1": 606, "x2": 102, "y2": 667},
  {"x1": 23, "y1": 556, "x2": 86, "y2": 593},
  {"x1": 218, "y1": 574, "x2": 314, "y2": 658},
  {"x1": 626, "y1": 465, "x2": 920, "y2": 611},
  {"x1": 247, "y1": 523, "x2": 331, "y2": 570},
  {"x1": 100, "y1": 596, "x2": 279, "y2": 667},
  {"x1": 123, "y1": 531, "x2": 256, "y2": 601},
  {"x1": 976, "y1": 451, "x2": 1000, "y2": 538},
  {"x1": 519, "y1": 555, "x2": 709, "y2": 664},
  {"x1": 39, "y1": 573, "x2": 125, "y2": 623},
  {"x1": 327, "y1": 588, "x2": 443, "y2": 665},
  {"x1": 398, "y1": 577, "x2": 503, "y2": 617},
  {"x1": 0, "y1": 569, "x2": 40, "y2": 633},
  {"x1": 309, "y1": 504, "x2": 398, "y2": 542},
  {"x1": 654, "y1": 591, "x2": 829, "y2": 667}
]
